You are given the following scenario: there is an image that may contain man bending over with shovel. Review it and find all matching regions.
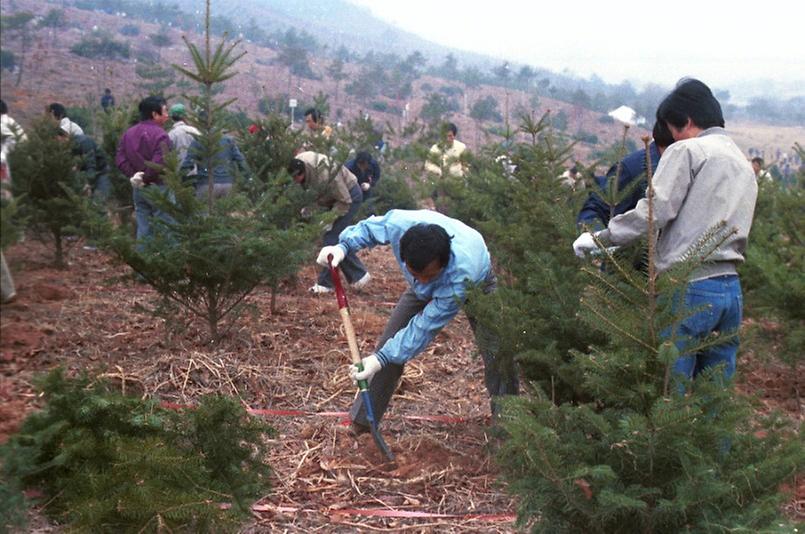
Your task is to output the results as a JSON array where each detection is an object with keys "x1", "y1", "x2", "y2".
[{"x1": 317, "y1": 209, "x2": 519, "y2": 435}]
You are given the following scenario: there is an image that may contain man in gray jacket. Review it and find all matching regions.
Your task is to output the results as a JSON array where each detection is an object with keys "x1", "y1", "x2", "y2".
[{"x1": 573, "y1": 78, "x2": 757, "y2": 387}]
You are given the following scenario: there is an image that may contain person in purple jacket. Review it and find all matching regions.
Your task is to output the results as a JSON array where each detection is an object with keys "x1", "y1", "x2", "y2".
[{"x1": 115, "y1": 96, "x2": 172, "y2": 247}]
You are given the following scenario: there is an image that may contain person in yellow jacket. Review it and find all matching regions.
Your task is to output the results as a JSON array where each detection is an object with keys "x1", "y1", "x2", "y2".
[
  {"x1": 424, "y1": 122, "x2": 466, "y2": 178},
  {"x1": 424, "y1": 122, "x2": 467, "y2": 212},
  {"x1": 288, "y1": 151, "x2": 370, "y2": 293}
]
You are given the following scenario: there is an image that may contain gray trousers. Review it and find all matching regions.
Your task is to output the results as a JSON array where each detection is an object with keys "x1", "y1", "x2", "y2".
[{"x1": 349, "y1": 274, "x2": 518, "y2": 426}]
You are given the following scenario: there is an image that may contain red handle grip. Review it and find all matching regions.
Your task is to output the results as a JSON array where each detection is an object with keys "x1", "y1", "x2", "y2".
[{"x1": 327, "y1": 254, "x2": 348, "y2": 309}]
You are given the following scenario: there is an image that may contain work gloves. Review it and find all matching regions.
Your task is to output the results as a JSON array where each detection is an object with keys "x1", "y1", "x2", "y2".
[
  {"x1": 129, "y1": 171, "x2": 145, "y2": 189},
  {"x1": 573, "y1": 231, "x2": 601, "y2": 258},
  {"x1": 349, "y1": 353, "x2": 382, "y2": 385},
  {"x1": 360, "y1": 182, "x2": 371, "y2": 192},
  {"x1": 317, "y1": 245, "x2": 345, "y2": 268}
]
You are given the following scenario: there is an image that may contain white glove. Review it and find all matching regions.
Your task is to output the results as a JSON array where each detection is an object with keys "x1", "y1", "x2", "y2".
[
  {"x1": 349, "y1": 354, "x2": 382, "y2": 385},
  {"x1": 130, "y1": 171, "x2": 145, "y2": 189},
  {"x1": 573, "y1": 232, "x2": 600, "y2": 258},
  {"x1": 316, "y1": 245, "x2": 345, "y2": 267},
  {"x1": 360, "y1": 182, "x2": 371, "y2": 192}
]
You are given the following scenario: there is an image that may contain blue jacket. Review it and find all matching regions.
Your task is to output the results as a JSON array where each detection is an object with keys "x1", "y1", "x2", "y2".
[
  {"x1": 337, "y1": 209, "x2": 492, "y2": 366},
  {"x1": 181, "y1": 135, "x2": 250, "y2": 185},
  {"x1": 577, "y1": 143, "x2": 661, "y2": 229},
  {"x1": 345, "y1": 156, "x2": 381, "y2": 195}
]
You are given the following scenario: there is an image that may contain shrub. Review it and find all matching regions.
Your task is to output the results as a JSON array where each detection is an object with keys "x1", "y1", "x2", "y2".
[
  {"x1": 0, "y1": 49, "x2": 15, "y2": 72},
  {"x1": 8, "y1": 117, "x2": 90, "y2": 268},
  {"x1": 119, "y1": 23, "x2": 140, "y2": 36},
  {"x1": 470, "y1": 95, "x2": 503, "y2": 123},
  {"x1": 575, "y1": 131, "x2": 599, "y2": 144},
  {"x1": 71, "y1": 33, "x2": 130, "y2": 60},
  {"x1": 1, "y1": 369, "x2": 273, "y2": 532}
]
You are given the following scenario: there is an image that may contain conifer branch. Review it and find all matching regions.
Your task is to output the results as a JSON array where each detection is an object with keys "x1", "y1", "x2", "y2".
[{"x1": 580, "y1": 297, "x2": 656, "y2": 352}]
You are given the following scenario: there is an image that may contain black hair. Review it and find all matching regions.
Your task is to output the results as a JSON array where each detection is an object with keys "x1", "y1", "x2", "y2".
[
  {"x1": 48, "y1": 103, "x2": 67, "y2": 119},
  {"x1": 0, "y1": 99, "x2": 7, "y2": 115},
  {"x1": 304, "y1": 108, "x2": 321, "y2": 123},
  {"x1": 287, "y1": 158, "x2": 305, "y2": 177},
  {"x1": 138, "y1": 96, "x2": 167, "y2": 122},
  {"x1": 657, "y1": 78, "x2": 724, "y2": 131},
  {"x1": 400, "y1": 224, "x2": 452, "y2": 272},
  {"x1": 104, "y1": 88, "x2": 112, "y2": 94},
  {"x1": 445, "y1": 122, "x2": 458, "y2": 136},
  {"x1": 355, "y1": 151, "x2": 371, "y2": 164},
  {"x1": 751, "y1": 156, "x2": 764, "y2": 166},
  {"x1": 652, "y1": 120, "x2": 675, "y2": 149}
]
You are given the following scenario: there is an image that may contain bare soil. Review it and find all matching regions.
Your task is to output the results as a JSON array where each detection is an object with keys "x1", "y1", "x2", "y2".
[
  {"x1": 1, "y1": 238, "x2": 517, "y2": 532},
  {"x1": 2, "y1": 237, "x2": 802, "y2": 531}
]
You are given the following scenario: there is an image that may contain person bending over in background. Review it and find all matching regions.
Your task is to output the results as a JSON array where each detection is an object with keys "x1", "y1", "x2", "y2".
[{"x1": 288, "y1": 151, "x2": 369, "y2": 293}]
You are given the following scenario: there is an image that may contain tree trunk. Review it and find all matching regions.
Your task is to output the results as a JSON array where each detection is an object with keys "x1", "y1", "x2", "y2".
[
  {"x1": 53, "y1": 228, "x2": 65, "y2": 269},
  {"x1": 15, "y1": 32, "x2": 28, "y2": 86},
  {"x1": 270, "y1": 285, "x2": 278, "y2": 315}
]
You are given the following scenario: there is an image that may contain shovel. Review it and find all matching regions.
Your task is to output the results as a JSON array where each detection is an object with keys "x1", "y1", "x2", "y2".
[{"x1": 327, "y1": 256, "x2": 395, "y2": 461}]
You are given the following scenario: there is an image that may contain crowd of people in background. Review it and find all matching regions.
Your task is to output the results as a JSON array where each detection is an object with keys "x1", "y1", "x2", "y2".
[{"x1": 0, "y1": 77, "x2": 798, "y2": 422}]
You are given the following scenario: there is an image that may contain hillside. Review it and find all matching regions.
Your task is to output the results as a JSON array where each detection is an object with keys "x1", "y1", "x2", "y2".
[{"x1": 1, "y1": 0, "x2": 802, "y2": 167}]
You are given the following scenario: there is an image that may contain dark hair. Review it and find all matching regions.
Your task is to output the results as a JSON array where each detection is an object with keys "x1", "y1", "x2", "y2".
[
  {"x1": 751, "y1": 156, "x2": 764, "y2": 166},
  {"x1": 445, "y1": 122, "x2": 458, "y2": 136},
  {"x1": 48, "y1": 103, "x2": 67, "y2": 119},
  {"x1": 657, "y1": 78, "x2": 724, "y2": 130},
  {"x1": 138, "y1": 96, "x2": 167, "y2": 122},
  {"x1": 0, "y1": 99, "x2": 7, "y2": 115},
  {"x1": 104, "y1": 88, "x2": 112, "y2": 94},
  {"x1": 400, "y1": 224, "x2": 452, "y2": 272},
  {"x1": 652, "y1": 120, "x2": 675, "y2": 149},
  {"x1": 287, "y1": 158, "x2": 305, "y2": 177},
  {"x1": 355, "y1": 151, "x2": 371, "y2": 164},
  {"x1": 304, "y1": 108, "x2": 321, "y2": 123}
]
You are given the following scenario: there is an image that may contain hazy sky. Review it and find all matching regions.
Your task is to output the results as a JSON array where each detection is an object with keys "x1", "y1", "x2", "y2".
[{"x1": 348, "y1": 0, "x2": 805, "y2": 90}]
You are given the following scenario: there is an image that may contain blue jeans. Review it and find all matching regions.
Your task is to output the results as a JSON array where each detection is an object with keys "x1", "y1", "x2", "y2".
[
  {"x1": 133, "y1": 185, "x2": 175, "y2": 251},
  {"x1": 92, "y1": 174, "x2": 112, "y2": 202},
  {"x1": 671, "y1": 275, "x2": 742, "y2": 386}
]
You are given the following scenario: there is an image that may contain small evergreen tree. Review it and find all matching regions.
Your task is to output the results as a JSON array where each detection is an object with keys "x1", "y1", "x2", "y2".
[
  {"x1": 135, "y1": 61, "x2": 176, "y2": 97},
  {"x1": 450, "y1": 112, "x2": 597, "y2": 403},
  {"x1": 98, "y1": 0, "x2": 317, "y2": 340},
  {"x1": 8, "y1": 118, "x2": 91, "y2": 268},
  {"x1": 0, "y1": 11, "x2": 34, "y2": 85},
  {"x1": 326, "y1": 57, "x2": 347, "y2": 102},
  {"x1": 488, "y1": 138, "x2": 804, "y2": 531},
  {"x1": 470, "y1": 95, "x2": 503, "y2": 123},
  {"x1": 96, "y1": 103, "x2": 138, "y2": 229},
  {"x1": 740, "y1": 144, "x2": 804, "y2": 401},
  {"x1": 0, "y1": 369, "x2": 272, "y2": 532},
  {"x1": 70, "y1": 32, "x2": 130, "y2": 60}
]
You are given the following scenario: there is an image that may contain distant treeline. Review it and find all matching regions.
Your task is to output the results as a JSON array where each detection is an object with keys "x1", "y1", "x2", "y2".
[{"x1": 68, "y1": 0, "x2": 804, "y2": 126}]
